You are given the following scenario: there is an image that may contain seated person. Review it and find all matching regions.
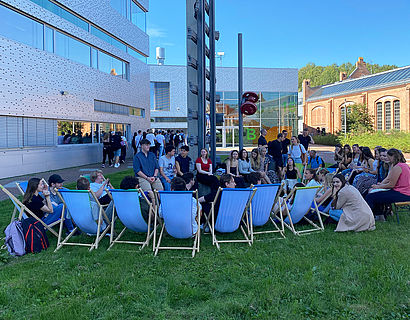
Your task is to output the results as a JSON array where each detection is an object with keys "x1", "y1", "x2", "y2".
[
  {"x1": 22, "y1": 178, "x2": 53, "y2": 220},
  {"x1": 365, "y1": 148, "x2": 410, "y2": 221},
  {"x1": 304, "y1": 168, "x2": 322, "y2": 187},
  {"x1": 159, "y1": 145, "x2": 176, "y2": 191},
  {"x1": 331, "y1": 174, "x2": 375, "y2": 232},
  {"x1": 307, "y1": 150, "x2": 324, "y2": 169},
  {"x1": 160, "y1": 177, "x2": 200, "y2": 236},
  {"x1": 76, "y1": 177, "x2": 113, "y2": 223},
  {"x1": 89, "y1": 170, "x2": 113, "y2": 205},
  {"x1": 175, "y1": 145, "x2": 192, "y2": 176},
  {"x1": 119, "y1": 176, "x2": 151, "y2": 223},
  {"x1": 47, "y1": 174, "x2": 75, "y2": 232},
  {"x1": 248, "y1": 171, "x2": 262, "y2": 186},
  {"x1": 182, "y1": 172, "x2": 196, "y2": 191}
]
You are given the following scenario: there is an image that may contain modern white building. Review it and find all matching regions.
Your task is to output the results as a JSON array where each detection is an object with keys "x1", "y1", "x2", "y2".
[
  {"x1": 0, "y1": 0, "x2": 150, "y2": 178},
  {"x1": 150, "y1": 64, "x2": 299, "y2": 148}
]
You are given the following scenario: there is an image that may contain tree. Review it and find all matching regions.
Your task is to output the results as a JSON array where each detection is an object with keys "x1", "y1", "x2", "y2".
[{"x1": 346, "y1": 103, "x2": 374, "y2": 134}]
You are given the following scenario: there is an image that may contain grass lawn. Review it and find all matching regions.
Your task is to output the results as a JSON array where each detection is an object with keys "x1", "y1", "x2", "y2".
[{"x1": 0, "y1": 170, "x2": 409, "y2": 319}]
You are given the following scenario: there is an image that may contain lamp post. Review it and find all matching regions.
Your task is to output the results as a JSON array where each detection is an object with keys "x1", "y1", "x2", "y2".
[{"x1": 344, "y1": 99, "x2": 347, "y2": 137}]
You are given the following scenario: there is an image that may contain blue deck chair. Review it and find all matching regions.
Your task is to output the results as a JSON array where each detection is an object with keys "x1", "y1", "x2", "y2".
[
  {"x1": 208, "y1": 187, "x2": 257, "y2": 250},
  {"x1": 250, "y1": 183, "x2": 285, "y2": 240},
  {"x1": 107, "y1": 189, "x2": 154, "y2": 251},
  {"x1": 0, "y1": 184, "x2": 60, "y2": 237},
  {"x1": 154, "y1": 191, "x2": 200, "y2": 257},
  {"x1": 327, "y1": 168, "x2": 338, "y2": 174},
  {"x1": 55, "y1": 190, "x2": 111, "y2": 251},
  {"x1": 15, "y1": 181, "x2": 28, "y2": 195},
  {"x1": 275, "y1": 185, "x2": 324, "y2": 236}
]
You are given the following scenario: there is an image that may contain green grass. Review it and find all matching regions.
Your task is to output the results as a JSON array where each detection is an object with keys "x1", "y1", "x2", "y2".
[{"x1": 0, "y1": 170, "x2": 409, "y2": 319}]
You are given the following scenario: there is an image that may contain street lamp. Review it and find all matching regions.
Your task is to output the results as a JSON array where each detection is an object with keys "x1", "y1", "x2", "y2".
[
  {"x1": 344, "y1": 98, "x2": 347, "y2": 137},
  {"x1": 216, "y1": 51, "x2": 224, "y2": 67}
]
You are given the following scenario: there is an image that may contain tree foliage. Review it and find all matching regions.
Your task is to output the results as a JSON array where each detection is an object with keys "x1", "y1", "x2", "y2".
[
  {"x1": 346, "y1": 103, "x2": 374, "y2": 134},
  {"x1": 298, "y1": 61, "x2": 397, "y2": 91}
]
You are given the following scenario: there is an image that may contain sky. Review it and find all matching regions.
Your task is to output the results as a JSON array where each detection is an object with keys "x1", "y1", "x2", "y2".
[{"x1": 146, "y1": 0, "x2": 410, "y2": 69}]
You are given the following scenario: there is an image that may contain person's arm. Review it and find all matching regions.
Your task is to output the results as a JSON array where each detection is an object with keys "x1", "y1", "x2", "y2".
[
  {"x1": 41, "y1": 191, "x2": 53, "y2": 213},
  {"x1": 196, "y1": 162, "x2": 209, "y2": 175},
  {"x1": 316, "y1": 188, "x2": 331, "y2": 204},
  {"x1": 373, "y1": 165, "x2": 401, "y2": 189},
  {"x1": 296, "y1": 167, "x2": 301, "y2": 179},
  {"x1": 301, "y1": 145, "x2": 307, "y2": 165},
  {"x1": 208, "y1": 164, "x2": 213, "y2": 175},
  {"x1": 310, "y1": 135, "x2": 315, "y2": 145},
  {"x1": 93, "y1": 181, "x2": 108, "y2": 198},
  {"x1": 175, "y1": 160, "x2": 183, "y2": 176},
  {"x1": 226, "y1": 160, "x2": 232, "y2": 176},
  {"x1": 334, "y1": 188, "x2": 348, "y2": 210},
  {"x1": 238, "y1": 160, "x2": 245, "y2": 174}
]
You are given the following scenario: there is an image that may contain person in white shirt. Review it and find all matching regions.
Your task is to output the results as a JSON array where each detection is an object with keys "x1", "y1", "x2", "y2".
[
  {"x1": 134, "y1": 130, "x2": 142, "y2": 154},
  {"x1": 146, "y1": 129, "x2": 156, "y2": 154},
  {"x1": 156, "y1": 131, "x2": 166, "y2": 157}
]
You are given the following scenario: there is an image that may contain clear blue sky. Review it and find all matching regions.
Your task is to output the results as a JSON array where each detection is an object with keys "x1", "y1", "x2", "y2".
[{"x1": 146, "y1": 0, "x2": 410, "y2": 69}]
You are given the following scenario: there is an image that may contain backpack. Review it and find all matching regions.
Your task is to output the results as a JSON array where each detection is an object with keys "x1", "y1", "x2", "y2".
[
  {"x1": 21, "y1": 218, "x2": 49, "y2": 254},
  {"x1": 4, "y1": 220, "x2": 26, "y2": 256}
]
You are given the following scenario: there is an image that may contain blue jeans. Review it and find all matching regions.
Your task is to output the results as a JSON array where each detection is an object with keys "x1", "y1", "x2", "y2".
[
  {"x1": 43, "y1": 204, "x2": 75, "y2": 232},
  {"x1": 158, "y1": 145, "x2": 164, "y2": 157},
  {"x1": 160, "y1": 176, "x2": 173, "y2": 191},
  {"x1": 282, "y1": 154, "x2": 288, "y2": 166}
]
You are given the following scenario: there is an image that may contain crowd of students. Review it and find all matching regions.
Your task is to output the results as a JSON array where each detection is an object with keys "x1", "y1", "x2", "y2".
[{"x1": 19, "y1": 129, "x2": 409, "y2": 240}]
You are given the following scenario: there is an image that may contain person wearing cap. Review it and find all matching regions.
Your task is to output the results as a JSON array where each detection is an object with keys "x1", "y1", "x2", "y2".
[
  {"x1": 133, "y1": 138, "x2": 163, "y2": 201},
  {"x1": 46, "y1": 174, "x2": 75, "y2": 233}
]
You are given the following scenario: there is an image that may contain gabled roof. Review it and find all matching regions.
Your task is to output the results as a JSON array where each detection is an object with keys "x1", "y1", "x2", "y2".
[{"x1": 307, "y1": 66, "x2": 410, "y2": 101}]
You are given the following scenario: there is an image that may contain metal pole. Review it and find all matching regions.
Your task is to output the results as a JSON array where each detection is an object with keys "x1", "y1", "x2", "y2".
[
  {"x1": 344, "y1": 99, "x2": 347, "y2": 137},
  {"x1": 209, "y1": 0, "x2": 216, "y2": 166},
  {"x1": 238, "y1": 33, "x2": 243, "y2": 150},
  {"x1": 197, "y1": 0, "x2": 205, "y2": 154}
]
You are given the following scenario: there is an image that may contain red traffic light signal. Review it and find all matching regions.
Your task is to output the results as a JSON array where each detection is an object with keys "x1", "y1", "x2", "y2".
[{"x1": 240, "y1": 91, "x2": 258, "y2": 115}]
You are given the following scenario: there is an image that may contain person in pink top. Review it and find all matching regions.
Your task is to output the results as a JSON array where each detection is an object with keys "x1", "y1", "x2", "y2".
[{"x1": 365, "y1": 148, "x2": 410, "y2": 221}]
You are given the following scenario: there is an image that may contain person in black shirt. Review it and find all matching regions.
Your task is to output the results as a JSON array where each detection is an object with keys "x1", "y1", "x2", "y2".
[
  {"x1": 175, "y1": 145, "x2": 192, "y2": 176},
  {"x1": 268, "y1": 133, "x2": 284, "y2": 171},
  {"x1": 258, "y1": 128, "x2": 268, "y2": 148},
  {"x1": 281, "y1": 129, "x2": 291, "y2": 165},
  {"x1": 111, "y1": 131, "x2": 122, "y2": 168},
  {"x1": 298, "y1": 128, "x2": 315, "y2": 151},
  {"x1": 22, "y1": 178, "x2": 53, "y2": 220}
]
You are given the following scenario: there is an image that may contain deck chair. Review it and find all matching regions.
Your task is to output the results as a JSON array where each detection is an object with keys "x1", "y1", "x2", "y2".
[
  {"x1": 107, "y1": 189, "x2": 155, "y2": 251},
  {"x1": 16, "y1": 181, "x2": 28, "y2": 195},
  {"x1": 275, "y1": 185, "x2": 324, "y2": 236},
  {"x1": 55, "y1": 190, "x2": 111, "y2": 251},
  {"x1": 250, "y1": 183, "x2": 285, "y2": 240},
  {"x1": 207, "y1": 187, "x2": 256, "y2": 250},
  {"x1": 153, "y1": 191, "x2": 200, "y2": 257},
  {"x1": 0, "y1": 184, "x2": 60, "y2": 237}
]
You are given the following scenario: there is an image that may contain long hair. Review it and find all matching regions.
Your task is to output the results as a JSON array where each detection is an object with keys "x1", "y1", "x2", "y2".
[
  {"x1": 331, "y1": 174, "x2": 346, "y2": 205},
  {"x1": 200, "y1": 148, "x2": 209, "y2": 159},
  {"x1": 360, "y1": 147, "x2": 374, "y2": 163},
  {"x1": 286, "y1": 157, "x2": 295, "y2": 171},
  {"x1": 250, "y1": 148, "x2": 260, "y2": 170},
  {"x1": 22, "y1": 178, "x2": 41, "y2": 205},
  {"x1": 239, "y1": 149, "x2": 249, "y2": 162},
  {"x1": 229, "y1": 150, "x2": 239, "y2": 163},
  {"x1": 387, "y1": 148, "x2": 406, "y2": 166},
  {"x1": 343, "y1": 144, "x2": 352, "y2": 157},
  {"x1": 305, "y1": 168, "x2": 319, "y2": 182}
]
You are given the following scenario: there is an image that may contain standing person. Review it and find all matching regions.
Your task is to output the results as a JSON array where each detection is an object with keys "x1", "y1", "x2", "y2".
[
  {"x1": 146, "y1": 129, "x2": 156, "y2": 154},
  {"x1": 133, "y1": 139, "x2": 164, "y2": 201},
  {"x1": 110, "y1": 131, "x2": 122, "y2": 168},
  {"x1": 173, "y1": 130, "x2": 181, "y2": 149},
  {"x1": 175, "y1": 145, "x2": 192, "y2": 177},
  {"x1": 331, "y1": 174, "x2": 375, "y2": 232},
  {"x1": 250, "y1": 148, "x2": 271, "y2": 184},
  {"x1": 238, "y1": 149, "x2": 254, "y2": 184},
  {"x1": 365, "y1": 149, "x2": 410, "y2": 221},
  {"x1": 258, "y1": 128, "x2": 268, "y2": 148},
  {"x1": 159, "y1": 145, "x2": 176, "y2": 191},
  {"x1": 131, "y1": 132, "x2": 138, "y2": 155},
  {"x1": 281, "y1": 130, "x2": 291, "y2": 166},
  {"x1": 298, "y1": 128, "x2": 315, "y2": 151},
  {"x1": 268, "y1": 133, "x2": 284, "y2": 172},
  {"x1": 58, "y1": 132, "x2": 65, "y2": 145},
  {"x1": 102, "y1": 132, "x2": 112, "y2": 168},
  {"x1": 165, "y1": 130, "x2": 171, "y2": 146},
  {"x1": 63, "y1": 130, "x2": 72, "y2": 144},
  {"x1": 155, "y1": 131, "x2": 165, "y2": 157},
  {"x1": 288, "y1": 136, "x2": 307, "y2": 174},
  {"x1": 119, "y1": 132, "x2": 127, "y2": 164},
  {"x1": 179, "y1": 130, "x2": 186, "y2": 147}
]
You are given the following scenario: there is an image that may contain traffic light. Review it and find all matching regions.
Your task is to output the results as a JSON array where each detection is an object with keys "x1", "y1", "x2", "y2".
[{"x1": 240, "y1": 91, "x2": 258, "y2": 115}]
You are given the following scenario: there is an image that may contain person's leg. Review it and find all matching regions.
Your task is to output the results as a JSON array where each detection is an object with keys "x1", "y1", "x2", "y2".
[
  {"x1": 159, "y1": 176, "x2": 171, "y2": 191},
  {"x1": 151, "y1": 178, "x2": 164, "y2": 191},
  {"x1": 138, "y1": 177, "x2": 155, "y2": 205},
  {"x1": 365, "y1": 190, "x2": 410, "y2": 216},
  {"x1": 282, "y1": 154, "x2": 288, "y2": 167},
  {"x1": 102, "y1": 148, "x2": 108, "y2": 165},
  {"x1": 114, "y1": 149, "x2": 120, "y2": 167},
  {"x1": 197, "y1": 174, "x2": 219, "y2": 202}
]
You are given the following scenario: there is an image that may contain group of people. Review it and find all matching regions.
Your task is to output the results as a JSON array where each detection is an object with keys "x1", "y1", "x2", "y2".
[
  {"x1": 58, "y1": 130, "x2": 93, "y2": 145},
  {"x1": 101, "y1": 131, "x2": 128, "y2": 168}
]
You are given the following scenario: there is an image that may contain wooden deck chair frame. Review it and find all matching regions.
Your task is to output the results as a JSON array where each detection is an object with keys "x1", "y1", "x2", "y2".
[
  {"x1": 153, "y1": 190, "x2": 201, "y2": 257},
  {"x1": 391, "y1": 201, "x2": 410, "y2": 224},
  {"x1": 315, "y1": 189, "x2": 332, "y2": 218},
  {"x1": 250, "y1": 182, "x2": 286, "y2": 241},
  {"x1": 274, "y1": 185, "x2": 324, "y2": 236},
  {"x1": 107, "y1": 188, "x2": 155, "y2": 251},
  {"x1": 206, "y1": 187, "x2": 257, "y2": 250},
  {"x1": 55, "y1": 190, "x2": 111, "y2": 251},
  {"x1": 0, "y1": 184, "x2": 59, "y2": 237}
]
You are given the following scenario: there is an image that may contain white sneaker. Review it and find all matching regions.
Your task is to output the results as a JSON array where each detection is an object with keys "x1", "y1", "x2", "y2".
[{"x1": 114, "y1": 163, "x2": 120, "y2": 168}]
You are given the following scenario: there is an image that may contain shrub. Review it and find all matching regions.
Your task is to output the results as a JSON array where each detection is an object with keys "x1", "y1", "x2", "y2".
[
  {"x1": 340, "y1": 131, "x2": 410, "y2": 152},
  {"x1": 313, "y1": 134, "x2": 340, "y2": 146}
]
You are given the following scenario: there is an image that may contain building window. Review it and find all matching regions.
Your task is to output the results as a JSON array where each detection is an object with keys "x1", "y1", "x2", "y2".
[
  {"x1": 110, "y1": 0, "x2": 146, "y2": 32},
  {"x1": 384, "y1": 101, "x2": 391, "y2": 130},
  {"x1": 311, "y1": 106, "x2": 326, "y2": 126},
  {"x1": 57, "y1": 121, "x2": 93, "y2": 144},
  {"x1": 152, "y1": 117, "x2": 187, "y2": 123},
  {"x1": 393, "y1": 100, "x2": 400, "y2": 130},
  {"x1": 55, "y1": 31, "x2": 91, "y2": 67},
  {"x1": 150, "y1": 82, "x2": 170, "y2": 111},
  {"x1": 376, "y1": 102, "x2": 383, "y2": 131},
  {"x1": 0, "y1": 4, "x2": 43, "y2": 50},
  {"x1": 340, "y1": 106, "x2": 351, "y2": 132}
]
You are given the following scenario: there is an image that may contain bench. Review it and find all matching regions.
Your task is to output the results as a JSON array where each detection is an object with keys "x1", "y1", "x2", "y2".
[{"x1": 392, "y1": 202, "x2": 410, "y2": 224}]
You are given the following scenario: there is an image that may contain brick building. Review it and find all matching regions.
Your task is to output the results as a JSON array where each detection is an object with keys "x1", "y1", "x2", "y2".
[{"x1": 302, "y1": 58, "x2": 410, "y2": 133}]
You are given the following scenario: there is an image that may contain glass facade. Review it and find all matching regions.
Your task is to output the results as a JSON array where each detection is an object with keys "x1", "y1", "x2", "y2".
[
  {"x1": 94, "y1": 100, "x2": 145, "y2": 117},
  {"x1": 213, "y1": 91, "x2": 298, "y2": 147},
  {"x1": 393, "y1": 100, "x2": 400, "y2": 130},
  {"x1": 150, "y1": 82, "x2": 171, "y2": 111},
  {"x1": 110, "y1": 0, "x2": 146, "y2": 32}
]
